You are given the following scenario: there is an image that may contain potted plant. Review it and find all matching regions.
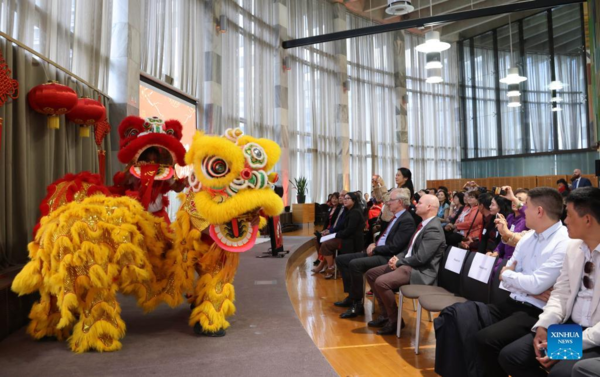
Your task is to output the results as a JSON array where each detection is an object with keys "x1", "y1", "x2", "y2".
[{"x1": 290, "y1": 177, "x2": 308, "y2": 204}]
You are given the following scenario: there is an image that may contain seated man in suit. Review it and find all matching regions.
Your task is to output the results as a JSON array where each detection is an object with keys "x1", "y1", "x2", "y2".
[
  {"x1": 571, "y1": 168, "x2": 592, "y2": 190},
  {"x1": 475, "y1": 187, "x2": 572, "y2": 377},
  {"x1": 335, "y1": 188, "x2": 416, "y2": 318},
  {"x1": 364, "y1": 194, "x2": 446, "y2": 335},
  {"x1": 499, "y1": 187, "x2": 600, "y2": 377}
]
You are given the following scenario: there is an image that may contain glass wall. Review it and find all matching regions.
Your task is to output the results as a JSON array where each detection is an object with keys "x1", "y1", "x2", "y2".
[{"x1": 459, "y1": 4, "x2": 588, "y2": 159}]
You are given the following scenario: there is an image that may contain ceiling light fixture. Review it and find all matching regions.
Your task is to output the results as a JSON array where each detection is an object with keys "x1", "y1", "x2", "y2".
[
  {"x1": 415, "y1": 30, "x2": 451, "y2": 53},
  {"x1": 425, "y1": 52, "x2": 442, "y2": 70},
  {"x1": 549, "y1": 80, "x2": 564, "y2": 91},
  {"x1": 500, "y1": 15, "x2": 526, "y2": 106},
  {"x1": 426, "y1": 68, "x2": 443, "y2": 84},
  {"x1": 508, "y1": 96, "x2": 521, "y2": 108},
  {"x1": 552, "y1": 102, "x2": 562, "y2": 112}
]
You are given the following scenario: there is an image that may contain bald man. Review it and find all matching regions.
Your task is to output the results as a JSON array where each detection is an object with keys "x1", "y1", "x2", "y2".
[
  {"x1": 365, "y1": 194, "x2": 447, "y2": 335},
  {"x1": 571, "y1": 169, "x2": 592, "y2": 190}
]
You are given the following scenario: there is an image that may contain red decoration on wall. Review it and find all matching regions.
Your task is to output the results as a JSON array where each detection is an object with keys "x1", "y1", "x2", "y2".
[
  {"x1": 0, "y1": 50, "x2": 19, "y2": 152},
  {"x1": 94, "y1": 118, "x2": 111, "y2": 184},
  {"x1": 0, "y1": 52, "x2": 18, "y2": 107},
  {"x1": 66, "y1": 97, "x2": 106, "y2": 138},
  {"x1": 28, "y1": 81, "x2": 78, "y2": 129}
]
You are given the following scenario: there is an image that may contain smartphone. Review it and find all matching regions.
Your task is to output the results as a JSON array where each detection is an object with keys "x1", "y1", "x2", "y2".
[{"x1": 539, "y1": 348, "x2": 547, "y2": 358}]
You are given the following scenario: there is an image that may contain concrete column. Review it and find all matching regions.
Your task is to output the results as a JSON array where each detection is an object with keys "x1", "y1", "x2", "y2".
[
  {"x1": 393, "y1": 30, "x2": 410, "y2": 168},
  {"x1": 274, "y1": 0, "x2": 291, "y2": 206},
  {"x1": 588, "y1": 0, "x2": 600, "y2": 143},
  {"x1": 333, "y1": 4, "x2": 350, "y2": 191},
  {"x1": 107, "y1": 0, "x2": 142, "y2": 173},
  {"x1": 204, "y1": 0, "x2": 223, "y2": 135}
]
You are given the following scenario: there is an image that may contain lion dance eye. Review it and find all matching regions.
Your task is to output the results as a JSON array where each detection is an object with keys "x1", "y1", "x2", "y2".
[
  {"x1": 243, "y1": 143, "x2": 267, "y2": 168},
  {"x1": 126, "y1": 128, "x2": 139, "y2": 138},
  {"x1": 166, "y1": 129, "x2": 175, "y2": 136},
  {"x1": 202, "y1": 156, "x2": 230, "y2": 178}
]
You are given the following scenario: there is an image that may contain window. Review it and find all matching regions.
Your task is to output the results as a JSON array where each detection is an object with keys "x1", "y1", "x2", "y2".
[{"x1": 459, "y1": 4, "x2": 588, "y2": 158}]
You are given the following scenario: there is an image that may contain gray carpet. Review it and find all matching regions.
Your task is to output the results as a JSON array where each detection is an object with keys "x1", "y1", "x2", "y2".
[{"x1": 0, "y1": 237, "x2": 336, "y2": 377}]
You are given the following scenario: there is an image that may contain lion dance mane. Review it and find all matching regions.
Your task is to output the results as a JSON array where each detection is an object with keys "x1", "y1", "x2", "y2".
[{"x1": 11, "y1": 117, "x2": 283, "y2": 352}]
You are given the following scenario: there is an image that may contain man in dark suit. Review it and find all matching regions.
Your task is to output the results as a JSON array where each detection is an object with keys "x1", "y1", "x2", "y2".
[
  {"x1": 365, "y1": 194, "x2": 446, "y2": 335},
  {"x1": 571, "y1": 168, "x2": 592, "y2": 189},
  {"x1": 335, "y1": 188, "x2": 416, "y2": 319}
]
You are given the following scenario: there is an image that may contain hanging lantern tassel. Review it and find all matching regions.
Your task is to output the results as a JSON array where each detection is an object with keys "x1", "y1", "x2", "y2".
[
  {"x1": 94, "y1": 118, "x2": 111, "y2": 184},
  {"x1": 97, "y1": 149, "x2": 106, "y2": 184}
]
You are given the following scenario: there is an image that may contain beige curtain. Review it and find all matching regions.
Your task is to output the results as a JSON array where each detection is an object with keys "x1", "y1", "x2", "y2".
[
  {"x1": 405, "y1": 33, "x2": 461, "y2": 190},
  {"x1": 287, "y1": 0, "x2": 340, "y2": 204},
  {"x1": 0, "y1": 0, "x2": 113, "y2": 268},
  {"x1": 140, "y1": 0, "x2": 206, "y2": 101},
  {"x1": 221, "y1": 0, "x2": 278, "y2": 140},
  {"x1": 347, "y1": 14, "x2": 400, "y2": 194}
]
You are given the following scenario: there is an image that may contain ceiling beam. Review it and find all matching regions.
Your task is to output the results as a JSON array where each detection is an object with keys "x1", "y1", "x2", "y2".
[
  {"x1": 438, "y1": 0, "x2": 524, "y2": 40},
  {"x1": 283, "y1": 0, "x2": 584, "y2": 49},
  {"x1": 362, "y1": 0, "x2": 388, "y2": 12},
  {"x1": 448, "y1": 10, "x2": 539, "y2": 40},
  {"x1": 475, "y1": 7, "x2": 581, "y2": 49}
]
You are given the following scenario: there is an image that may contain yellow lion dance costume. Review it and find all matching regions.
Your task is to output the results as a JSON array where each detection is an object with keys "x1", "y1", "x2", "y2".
[{"x1": 11, "y1": 127, "x2": 283, "y2": 353}]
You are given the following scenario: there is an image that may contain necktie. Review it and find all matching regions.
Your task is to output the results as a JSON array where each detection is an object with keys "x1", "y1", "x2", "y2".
[{"x1": 407, "y1": 223, "x2": 424, "y2": 251}]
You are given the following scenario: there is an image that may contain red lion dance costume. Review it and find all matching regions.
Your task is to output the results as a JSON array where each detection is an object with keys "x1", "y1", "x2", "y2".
[{"x1": 11, "y1": 116, "x2": 283, "y2": 352}]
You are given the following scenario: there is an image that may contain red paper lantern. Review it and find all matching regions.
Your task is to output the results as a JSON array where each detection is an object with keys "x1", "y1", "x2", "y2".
[
  {"x1": 28, "y1": 81, "x2": 78, "y2": 129},
  {"x1": 66, "y1": 97, "x2": 106, "y2": 137}
]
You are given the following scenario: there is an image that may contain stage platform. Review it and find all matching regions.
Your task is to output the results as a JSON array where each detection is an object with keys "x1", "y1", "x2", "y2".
[{"x1": 0, "y1": 236, "x2": 336, "y2": 377}]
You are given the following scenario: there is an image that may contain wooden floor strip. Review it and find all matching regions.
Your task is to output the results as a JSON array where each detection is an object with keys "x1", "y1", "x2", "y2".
[{"x1": 285, "y1": 244, "x2": 438, "y2": 377}]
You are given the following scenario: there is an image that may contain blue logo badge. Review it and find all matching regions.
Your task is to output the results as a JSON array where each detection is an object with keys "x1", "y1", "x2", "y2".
[{"x1": 547, "y1": 324, "x2": 583, "y2": 360}]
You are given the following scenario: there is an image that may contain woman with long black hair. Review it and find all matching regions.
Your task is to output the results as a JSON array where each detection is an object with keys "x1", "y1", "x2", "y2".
[{"x1": 318, "y1": 191, "x2": 366, "y2": 279}]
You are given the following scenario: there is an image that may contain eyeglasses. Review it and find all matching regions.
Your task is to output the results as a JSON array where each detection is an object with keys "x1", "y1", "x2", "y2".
[
  {"x1": 583, "y1": 261, "x2": 594, "y2": 289},
  {"x1": 343, "y1": 196, "x2": 351, "y2": 200},
  {"x1": 387, "y1": 198, "x2": 400, "y2": 203}
]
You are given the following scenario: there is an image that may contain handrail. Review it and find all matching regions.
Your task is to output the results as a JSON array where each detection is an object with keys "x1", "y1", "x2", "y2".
[{"x1": 0, "y1": 31, "x2": 111, "y2": 99}]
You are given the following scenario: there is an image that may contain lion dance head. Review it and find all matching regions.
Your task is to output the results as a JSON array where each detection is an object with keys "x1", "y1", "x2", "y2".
[
  {"x1": 114, "y1": 116, "x2": 187, "y2": 215},
  {"x1": 185, "y1": 128, "x2": 284, "y2": 252}
]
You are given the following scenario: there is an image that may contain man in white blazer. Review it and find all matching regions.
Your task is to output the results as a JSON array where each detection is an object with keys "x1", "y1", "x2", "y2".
[{"x1": 499, "y1": 187, "x2": 600, "y2": 377}]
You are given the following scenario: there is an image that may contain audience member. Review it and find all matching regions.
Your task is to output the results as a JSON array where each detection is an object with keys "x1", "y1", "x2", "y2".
[
  {"x1": 571, "y1": 168, "x2": 592, "y2": 190},
  {"x1": 465, "y1": 194, "x2": 511, "y2": 253},
  {"x1": 489, "y1": 188, "x2": 529, "y2": 266},
  {"x1": 364, "y1": 194, "x2": 445, "y2": 335},
  {"x1": 397, "y1": 168, "x2": 415, "y2": 200},
  {"x1": 444, "y1": 192, "x2": 465, "y2": 227},
  {"x1": 366, "y1": 199, "x2": 382, "y2": 229},
  {"x1": 313, "y1": 192, "x2": 342, "y2": 272},
  {"x1": 321, "y1": 190, "x2": 348, "y2": 237},
  {"x1": 372, "y1": 168, "x2": 414, "y2": 223},
  {"x1": 445, "y1": 190, "x2": 483, "y2": 247},
  {"x1": 335, "y1": 188, "x2": 416, "y2": 318},
  {"x1": 557, "y1": 178, "x2": 571, "y2": 196},
  {"x1": 463, "y1": 181, "x2": 480, "y2": 192},
  {"x1": 436, "y1": 190, "x2": 451, "y2": 223},
  {"x1": 499, "y1": 187, "x2": 600, "y2": 377},
  {"x1": 475, "y1": 187, "x2": 572, "y2": 377},
  {"x1": 318, "y1": 191, "x2": 365, "y2": 279}
]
